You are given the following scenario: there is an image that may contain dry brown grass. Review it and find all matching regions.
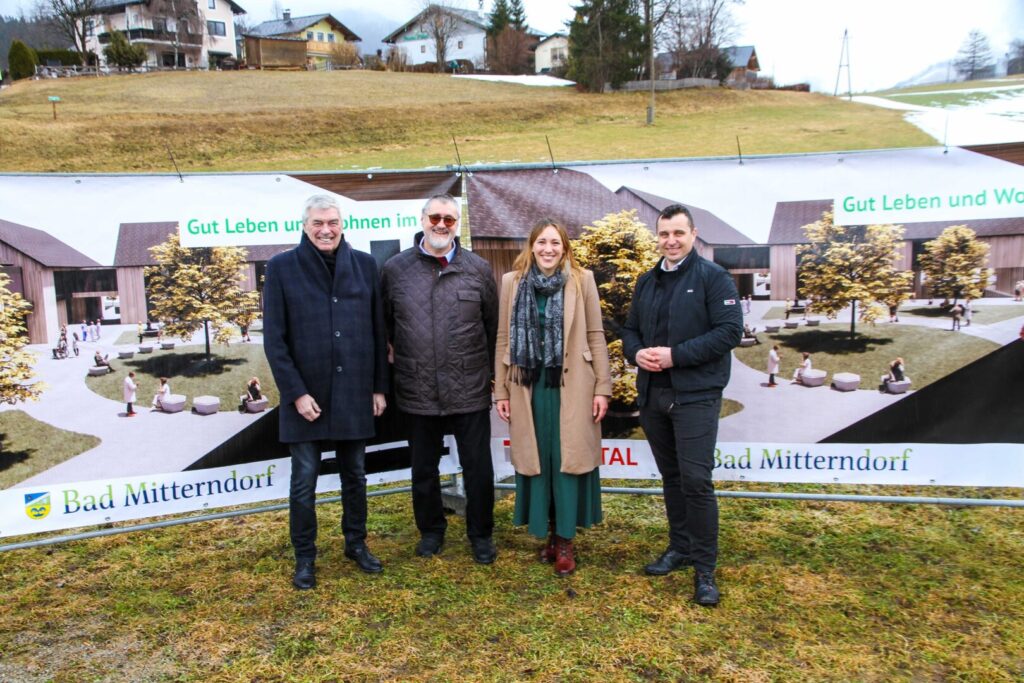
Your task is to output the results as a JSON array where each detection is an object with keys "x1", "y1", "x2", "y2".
[{"x1": 0, "y1": 71, "x2": 935, "y2": 173}]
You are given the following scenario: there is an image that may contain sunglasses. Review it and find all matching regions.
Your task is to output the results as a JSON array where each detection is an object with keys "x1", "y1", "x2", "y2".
[{"x1": 427, "y1": 213, "x2": 458, "y2": 228}]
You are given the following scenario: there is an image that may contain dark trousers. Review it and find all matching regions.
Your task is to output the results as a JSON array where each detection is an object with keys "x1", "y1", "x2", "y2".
[
  {"x1": 289, "y1": 440, "x2": 367, "y2": 561},
  {"x1": 639, "y1": 387, "x2": 721, "y2": 572},
  {"x1": 407, "y1": 409, "x2": 494, "y2": 541}
]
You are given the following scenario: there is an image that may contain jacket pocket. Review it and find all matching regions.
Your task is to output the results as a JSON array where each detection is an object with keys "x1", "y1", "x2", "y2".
[{"x1": 457, "y1": 289, "x2": 481, "y2": 322}]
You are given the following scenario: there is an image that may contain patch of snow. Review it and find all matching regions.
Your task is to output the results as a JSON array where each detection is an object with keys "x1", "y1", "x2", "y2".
[{"x1": 452, "y1": 74, "x2": 575, "y2": 87}]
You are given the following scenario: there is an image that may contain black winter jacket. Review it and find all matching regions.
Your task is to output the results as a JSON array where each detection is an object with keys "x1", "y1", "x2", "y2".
[
  {"x1": 381, "y1": 236, "x2": 498, "y2": 416},
  {"x1": 621, "y1": 254, "x2": 743, "y2": 407}
]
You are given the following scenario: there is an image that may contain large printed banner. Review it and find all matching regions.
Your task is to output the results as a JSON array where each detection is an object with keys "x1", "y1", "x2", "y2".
[
  {"x1": 491, "y1": 440, "x2": 1024, "y2": 488},
  {"x1": 1, "y1": 146, "x2": 1022, "y2": 541}
]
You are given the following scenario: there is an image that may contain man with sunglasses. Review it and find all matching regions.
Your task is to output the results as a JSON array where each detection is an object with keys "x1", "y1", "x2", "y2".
[{"x1": 382, "y1": 193, "x2": 499, "y2": 565}]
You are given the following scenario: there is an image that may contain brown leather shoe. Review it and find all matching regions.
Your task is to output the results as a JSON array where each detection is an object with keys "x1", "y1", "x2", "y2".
[{"x1": 553, "y1": 536, "x2": 576, "y2": 577}]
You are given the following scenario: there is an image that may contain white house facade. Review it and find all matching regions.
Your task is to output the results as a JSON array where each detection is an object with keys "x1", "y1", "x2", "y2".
[
  {"x1": 534, "y1": 33, "x2": 567, "y2": 73},
  {"x1": 83, "y1": 0, "x2": 245, "y2": 69},
  {"x1": 382, "y1": 6, "x2": 488, "y2": 69}
]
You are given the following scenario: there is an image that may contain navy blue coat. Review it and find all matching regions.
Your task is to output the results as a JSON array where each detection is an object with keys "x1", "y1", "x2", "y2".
[{"x1": 263, "y1": 235, "x2": 388, "y2": 443}]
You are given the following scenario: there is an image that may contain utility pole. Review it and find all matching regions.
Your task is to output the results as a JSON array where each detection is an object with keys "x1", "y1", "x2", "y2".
[
  {"x1": 646, "y1": 0, "x2": 655, "y2": 124},
  {"x1": 833, "y1": 29, "x2": 852, "y2": 100}
]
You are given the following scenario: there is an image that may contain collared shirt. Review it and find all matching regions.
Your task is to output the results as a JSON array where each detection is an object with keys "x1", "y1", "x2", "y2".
[
  {"x1": 660, "y1": 250, "x2": 692, "y2": 272},
  {"x1": 418, "y1": 237, "x2": 456, "y2": 264}
]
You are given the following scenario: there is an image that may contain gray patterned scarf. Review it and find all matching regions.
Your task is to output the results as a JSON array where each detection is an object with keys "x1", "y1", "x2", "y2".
[{"x1": 509, "y1": 265, "x2": 565, "y2": 387}]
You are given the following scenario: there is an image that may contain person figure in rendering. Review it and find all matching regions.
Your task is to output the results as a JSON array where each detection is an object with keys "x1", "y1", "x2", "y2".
[
  {"x1": 381, "y1": 193, "x2": 499, "y2": 565},
  {"x1": 494, "y1": 220, "x2": 611, "y2": 577},
  {"x1": 123, "y1": 372, "x2": 137, "y2": 417},
  {"x1": 882, "y1": 357, "x2": 907, "y2": 391},
  {"x1": 137, "y1": 321, "x2": 145, "y2": 344},
  {"x1": 263, "y1": 194, "x2": 389, "y2": 590},
  {"x1": 792, "y1": 351, "x2": 812, "y2": 384},
  {"x1": 620, "y1": 204, "x2": 743, "y2": 607},
  {"x1": 94, "y1": 350, "x2": 110, "y2": 367},
  {"x1": 767, "y1": 344, "x2": 780, "y2": 387},
  {"x1": 963, "y1": 298, "x2": 973, "y2": 327},
  {"x1": 151, "y1": 376, "x2": 171, "y2": 410},
  {"x1": 951, "y1": 302, "x2": 964, "y2": 331},
  {"x1": 240, "y1": 376, "x2": 263, "y2": 412}
]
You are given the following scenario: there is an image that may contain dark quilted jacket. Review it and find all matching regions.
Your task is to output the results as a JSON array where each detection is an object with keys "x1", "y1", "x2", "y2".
[{"x1": 382, "y1": 236, "x2": 498, "y2": 416}]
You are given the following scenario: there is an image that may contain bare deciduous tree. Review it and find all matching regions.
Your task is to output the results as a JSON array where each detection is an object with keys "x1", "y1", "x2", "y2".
[
  {"x1": 661, "y1": 0, "x2": 741, "y2": 79},
  {"x1": 953, "y1": 29, "x2": 995, "y2": 81},
  {"x1": 421, "y1": 2, "x2": 460, "y2": 72},
  {"x1": 35, "y1": 0, "x2": 96, "y2": 65}
]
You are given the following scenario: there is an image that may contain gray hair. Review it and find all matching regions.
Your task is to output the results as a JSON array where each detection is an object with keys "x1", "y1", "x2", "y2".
[
  {"x1": 303, "y1": 194, "x2": 341, "y2": 223},
  {"x1": 421, "y1": 193, "x2": 460, "y2": 218}
]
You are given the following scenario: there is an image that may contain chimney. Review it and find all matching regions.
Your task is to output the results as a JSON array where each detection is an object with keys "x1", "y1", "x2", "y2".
[{"x1": 283, "y1": 9, "x2": 291, "y2": 22}]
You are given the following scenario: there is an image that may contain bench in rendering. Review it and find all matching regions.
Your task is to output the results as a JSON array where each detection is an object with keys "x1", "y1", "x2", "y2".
[
  {"x1": 800, "y1": 369, "x2": 827, "y2": 387},
  {"x1": 87, "y1": 366, "x2": 110, "y2": 377},
  {"x1": 193, "y1": 395, "x2": 220, "y2": 415},
  {"x1": 118, "y1": 350, "x2": 135, "y2": 359},
  {"x1": 832, "y1": 372, "x2": 860, "y2": 391},
  {"x1": 138, "y1": 344, "x2": 154, "y2": 354},
  {"x1": 244, "y1": 398, "x2": 269, "y2": 413},
  {"x1": 159, "y1": 394, "x2": 187, "y2": 413},
  {"x1": 160, "y1": 341, "x2": 176, "y2": 350}
]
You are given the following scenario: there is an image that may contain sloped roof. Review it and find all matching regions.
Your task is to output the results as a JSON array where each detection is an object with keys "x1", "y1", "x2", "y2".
[
  {"x1": 467, "y1": 169, "x2": 659, "y2": 240},
  {"x1": 383, "y1": 6, "x2": 489, "y2": 43},
  {"x1": 113, "y1": 222, "x2": 291, "y2": 267},
  {"x1": 768, "y1": 199, "x2": 1024, "y2": 244},
  {"x1": 248, "y1": 13, "x2": 360, "y2": 41},
  {"x1": 0, "y1": 219, "x2": 100, "y2": 268},
  {"x1": 93, "y1": 0, "x2": 246, "y2": 14},
  {"x1": 537, "y1": 32, "x2": 567, "y2": 47},
  {"x1": 723, "y1": 45, "x2": 758, "y2": 70},
  {"x1": 616, "y1": 187, "x2": 756, "y2": 245}
]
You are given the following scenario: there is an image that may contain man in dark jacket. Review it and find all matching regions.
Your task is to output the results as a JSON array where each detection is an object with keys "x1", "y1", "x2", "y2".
[
  {"x1": 382, "y1": 193, "x2": 499, "y2": 564},
  {"x1": 621, "y1": 204, "x2": 742, "y2": 606},
  {"x1": 263, "y1": 195, "x2": 389, "y2": 589}
]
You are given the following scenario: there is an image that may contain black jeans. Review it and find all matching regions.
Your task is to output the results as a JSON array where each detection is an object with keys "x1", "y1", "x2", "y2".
[
  {"x1": 639, "y1": 387, "x2": 721, "y2": 572},
  {"x1": 289, "y1": 440, "x2": 367, "y2": 561},
  {"x1": 407, "y1": 409, "x2": 494, "y2": 541}
]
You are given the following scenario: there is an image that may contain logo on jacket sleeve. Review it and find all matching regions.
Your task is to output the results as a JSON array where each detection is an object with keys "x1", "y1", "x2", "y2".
[
  {"x1": 24, "y1": 492, "x2": 51, "y2": 520},
  {"x1": 724, "y1": 299, "x2": 736, "y2": 305}
]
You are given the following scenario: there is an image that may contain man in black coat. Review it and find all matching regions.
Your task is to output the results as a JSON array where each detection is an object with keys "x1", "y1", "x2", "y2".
[
  {"x1": 263, "y1": 195, "x2": 389, "y2": 589},
  {"x1": 382, "y1": 193, "x2": 499, "y2": 565},
  {"x1": 621, "y1": 204, "x2": 743, "y2": 607}
]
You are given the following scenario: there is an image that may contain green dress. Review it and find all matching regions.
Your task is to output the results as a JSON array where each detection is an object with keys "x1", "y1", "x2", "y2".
[{"x1": 512, "y1": 294, "x2": 603, "y2": 540}]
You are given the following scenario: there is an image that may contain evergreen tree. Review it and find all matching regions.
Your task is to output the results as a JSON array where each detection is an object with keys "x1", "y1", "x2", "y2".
[
  {"x1": 146, "y1": 233, "x2": 260, "y2": 362},
  {"x1": 509, "y1": 0, "x2": 527, "y2": 30},
  {"x1": 918, "y1": 225, "x2": 992, "y2": 303},
  {"x1": 953, "y1": 29, "x2": 995, "y2": 81},
  {"x1": 103, "y1": 29, "x2": 147, "y2": 69},
  {"x1": 0, "y1": 271, "x2": 43, "y2": 405},
  {"x1": 567, "y1": 0, "x2": 644, "y2": 92},
  {"x1": 488, "y1": 0, "x2": 511, "y2": 37},
  {"x1": 796, "y1": 211, "x2": 913, "y2": 338},
  {"x1": 8, "y1": 39, "x2": 37, "y2": 79}
]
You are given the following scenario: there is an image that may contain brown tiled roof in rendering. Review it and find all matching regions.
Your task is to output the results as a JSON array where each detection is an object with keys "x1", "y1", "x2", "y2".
[
  {"x1": 114, "y1": 222, "x2": 292, "y2": 266},
  {"x1": 467, "y1": 169, "x2": 659, "y2": 239},
  {"x1": 768, "y1": 199, "x2": 1024, "y2": 244},
  {"x1": 0, "y1": 218, "x2": 100, "y2": 268},
  {"x1": 616, "y1": 187, "x2": 755, "y2": 245}
]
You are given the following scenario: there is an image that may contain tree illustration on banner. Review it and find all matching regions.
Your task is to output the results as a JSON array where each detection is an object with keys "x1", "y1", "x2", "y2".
[
  {"x1": 0, "y1": 271, "x2": 43, "y2": 404},
  {"x1": 796, "y1": 211, "x2": 912, "y2": 339},
  {"x1": 918, "y1": 225, "x2": 992, "y2": 304},
  {"x1": 146, "y1": 233, "x2": 260, "y2": 362},
  {"x1": 574, "y1": 209, "x2": 658, "y2": 407}
]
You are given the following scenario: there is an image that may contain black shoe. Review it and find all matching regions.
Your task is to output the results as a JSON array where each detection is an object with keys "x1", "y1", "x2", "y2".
[
  {"x1": 415, "y1": 535, "x2": 444, "y2": 558},
  {"x1": 470, "y1": 537, "x2": 497, "y2": 565},
  {"x1": 694, "y1": 570, "x2": 720, "y2": 607},
  {"x1": 644, "y1": 548, "x2": 691, "y2": 576},
  {"x1": 292, "y1": 559, "x2": 316, "y2": 590},
  {"x1": 344, "y1": 544, "x2": 383, "y2": 574}
]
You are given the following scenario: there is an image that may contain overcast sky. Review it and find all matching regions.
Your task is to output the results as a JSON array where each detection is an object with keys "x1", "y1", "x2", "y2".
[{"x1": 2, "y1": 0, "x2": 1021, "y2": 91}]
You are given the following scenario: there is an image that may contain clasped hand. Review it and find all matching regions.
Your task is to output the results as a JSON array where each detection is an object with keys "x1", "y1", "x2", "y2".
[{"x1": 635, "y1": 347, "x2": 674, "y2": 372}]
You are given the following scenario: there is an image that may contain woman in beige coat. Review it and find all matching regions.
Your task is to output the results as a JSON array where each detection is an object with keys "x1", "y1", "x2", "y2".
[{"x1": 495, "y1": 220, "x2": 612, "y2": 576}]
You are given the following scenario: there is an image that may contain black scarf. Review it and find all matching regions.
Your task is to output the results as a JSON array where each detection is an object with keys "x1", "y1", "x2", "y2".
[{"x1": 509, "y1": 265, "x2": 565, "y2": 386}]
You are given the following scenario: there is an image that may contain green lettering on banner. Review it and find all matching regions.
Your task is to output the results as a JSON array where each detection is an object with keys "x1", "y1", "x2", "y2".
[{"x1": 993, "y1": 187, "x2": 1024, "y2": 205}]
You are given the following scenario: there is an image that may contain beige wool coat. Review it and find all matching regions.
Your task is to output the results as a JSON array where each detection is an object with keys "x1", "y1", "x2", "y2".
[{"x1": 494, "y1": 268, "x2": 613, "y2": 476}]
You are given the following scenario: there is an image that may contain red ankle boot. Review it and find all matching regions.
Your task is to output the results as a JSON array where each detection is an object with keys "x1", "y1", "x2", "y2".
[
  {"x1": 553, "y1": 536, "x2": 576, "y2": 577},
  {"x1": 539, "y1": 527, "x2": 557, "y2": 564}
]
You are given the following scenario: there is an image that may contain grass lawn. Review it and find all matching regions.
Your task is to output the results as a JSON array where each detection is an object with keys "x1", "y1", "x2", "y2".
[
  {"x1": 872, "y1": 74, "x2": 1024, "y2": 97},
  {"x1": 0, "y1": 71, "x2": 935, "y2": 173},
  {"x1": 1, "y1": 484, "x2": 1022, "y2": 680},
  {"x1": 901, "y1": 305, "x2": 1024, "y2": 325},
  {"x1": 85, "y1": 343, "x2": 276, "y2": 412},
  {"x1": 0, "y1": 410, "x2": 101, "y2": 489},
  {"x1": 733, "y1": 323, "x2": 999, "y2": 389}
]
